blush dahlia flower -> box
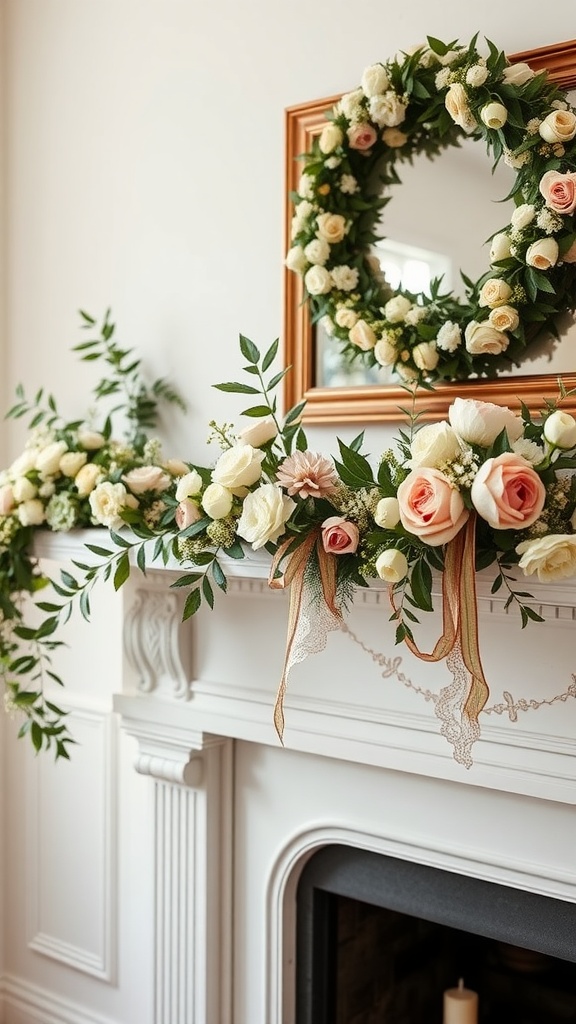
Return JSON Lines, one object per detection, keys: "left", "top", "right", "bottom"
{"left": 276, "top": 451, "right": 338, "bottom": 499}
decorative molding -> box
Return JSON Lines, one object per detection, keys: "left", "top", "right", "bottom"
{"left": 27, "top": 708, "right": 117, "bottom": 983}
{"left": 124, "top": 586, "right": 191, "bottom": 698}
{"left": 0, "top": 974, "right": 118, "bottom": 1024}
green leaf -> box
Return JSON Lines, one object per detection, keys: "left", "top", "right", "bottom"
{"left": 170, "top": 573, "right": 202, "bottom": 588}
{"left": 213, "top": 382, "right": 260, "bottom": 394}
{"left": 113, "top": 552, "right": 130, "bottom": 591}
{"left": 212, "top": 560, "right": 227, "bottom": 592}
{"left": 241, "top": 405, "right": 273, "bottom": 417}
{"left": 261, "top": 338, "right": 279, "bottom": 372}
{"left": 182, "top": 587, "right": 202, "bottom": 620}
{"left": 202, "top": 575, "right": 214, "bottom": 609}
{"left": 239, "top": 334, "right": 260, "bottom": 364}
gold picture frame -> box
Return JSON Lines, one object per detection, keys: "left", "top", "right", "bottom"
{"left": 283, "top": 40, "right": 576, "bottom": 424}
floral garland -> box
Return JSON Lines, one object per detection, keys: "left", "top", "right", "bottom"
{"left": 3, "top": 313, "right": 576, "bottom": 763}
{"left": 285, "top": 34, "right": 576, "bottom": 384}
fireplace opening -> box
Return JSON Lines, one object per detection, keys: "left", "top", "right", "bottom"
{"left": 296, "top": 845, "right": 576, "bottom": 1024}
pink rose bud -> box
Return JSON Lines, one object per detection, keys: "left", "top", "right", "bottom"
{"left": 321, "top": 516, "right": 360, "bottom": 554}
{"left": 175, "top": 499, "right": 203, "bottom": 530}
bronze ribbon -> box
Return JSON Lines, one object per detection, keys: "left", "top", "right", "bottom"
{"left": 269, "top": 530, "right": 340, "bottom": 741}
{"left": 390, "top": 513, "right": 489, "bottom": 723}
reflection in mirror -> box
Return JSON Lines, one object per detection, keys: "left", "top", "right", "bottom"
{"left": 283, "top": 41, "right": 576, "bottom": 423}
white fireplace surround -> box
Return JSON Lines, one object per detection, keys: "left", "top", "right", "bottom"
{"left": 15, "top": 531, "right": 576, "bottom": 1024}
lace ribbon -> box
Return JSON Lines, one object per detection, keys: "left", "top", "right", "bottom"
{"left": 390, "top": 513, "right": 489, "bottom": 765}
{"left": 268, "top": 532, "right": 341, "bottom": 742}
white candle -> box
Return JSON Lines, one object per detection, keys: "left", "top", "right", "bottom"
{"left": 443, "top": 978, "right": 479, "bottom": 1024}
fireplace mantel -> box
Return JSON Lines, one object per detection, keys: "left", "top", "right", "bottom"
{"left": 33, "top": 529, "right": 576, "bottom": 805}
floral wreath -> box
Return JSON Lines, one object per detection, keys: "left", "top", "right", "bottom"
{"left": 286, "top": 34, "right": 576, "bottom": 385}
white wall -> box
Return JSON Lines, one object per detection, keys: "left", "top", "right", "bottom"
{"left": 2, "top": 3, "right": 576, "bottom": 1024}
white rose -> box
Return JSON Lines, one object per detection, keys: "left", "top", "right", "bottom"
{"left": 12, "top": 477, "right": 37, "bottom": 502}
{"left": 445, "top": 83, "right": 477, "bottom": 133}
{"left": 75, "top": 462, "right": 103, "bottom": 497}
{"left": 374, "top": 496, "right": 400, "bottom": 529}
{"left": 335, "top": 307, "right": 359, "bottom": 330}
{"left": 526, "top": 237, "right": 559, "bottom": 270}
{"left": 502, "top": 62, "right": 535, "bottom": 87}
{"left": 330, "top": 265, "right": 359, "bottom": 291}
{"left": 374, "top": 336, "right": 397, "bottom": 367}
{"left": 238, "top": 417, "right": 278, "bottom": 448}
{"left": 384, "top": 295, "right": 412, "bottom": 323}
{"left": 404, "top": 306, "right": 427, "bottom": 326}
{"left": 17, "top": 498, "right": 45, "bottom": 527}
{"left": 304, "top": 265, "right": 332, "bottom": 296}
{"left": 175, "top": 469, "right": 203, "bottom": 501}
{"left": 285, "top": 245, "right": 308, "bottom": 274}
{"left": 361, "top": 63, "right": 389, "bottom": 97}
{"left": 466, "top": 64, "right": 488, "bottom": 87}
{"left": 410, "top": 422, "right": 461, "bottom": 469}
{"left": 36, "top": 441, "right": 68, "bottom": 477}
{"left": 543, "top": 410, "right": 576, "bottom": 449}
{"left": 10, "top": 450, "right": 38, "bottom": 475}
{"left": 539, "top": 109, "right": 576, "bottom": 144}
{"left": 478, "top": 278, "right": 512, "bottom": 308}
{"left": 481, "top": 102, "right": 508, "bottom": 129}
{"left": 89, "top": 481, "right": 135, "bottom": 529}
{"left": 349, "top": 319, "right": 377, "bottom": 351}
{"left": 412, "top": 341, "right": 439, "bottom": 372}
{"left": 316, "top": 212, "right": 347, "bottom": 244}
{"left": 164, "top": 459, "right": 190, "bottom": 476}
{"left": 123, "top": 466, "right": 172, "bottom": 494}
{"left": 436, "top": 321, "right": 462, "bottom": 353}
{"left": 236, "top": 484, "right": 296, "bottom": 550}
{"left": 465, "top": 320, "right": 510, "bottom": 356}
{"left": 304, "top": 238, "right": 330, "bottom": 266}
{"left": 201, "top": 483, "right": 233, "bottom": 520}
{"left": 318, "top": 123, "right": 343, "bottom": 154}
{"left": 212, "top": 444, "right": 264, "bottom": 495}
{"left": 369, "top": 92, "right": 407, "bottom": 128}
{"left": 516, "top": 535, "right": 576, "bottom": 582}
{"left": 77, "top": 428, "right": 106, "bottom": 450}
{"left": 488, "top": 305, "right": 519, "bottom": 332}
{"left": 510, "top": 204, "right": 535, "bottom": 230}
{"left": 490, "top": 232, "right": 512, "bottom": 263}
{"left": 338, "top": 88, "right": 364, "bottom": 121}
{"left": 59, "top": 451, "right": 88, "bottom": 477}
{"left": 375, "top": 549, "right": 408, "bottom": 583}
{"left": 449, "top": 397, "right": 524, "bottom": 446}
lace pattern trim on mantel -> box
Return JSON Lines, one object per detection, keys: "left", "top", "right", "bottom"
{"left": 339, "top": 621, "right": 576, "bottom": 768}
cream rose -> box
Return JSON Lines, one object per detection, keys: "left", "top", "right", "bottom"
{"left": 89, "top": 481, "right": 136, "bottom": 529}
{"left": 539, "top": 169, "right": 576, "bottom": 215}
{"left": 369, "top": 92, "right": 407, "bottom": 128}
{"left": 539, "top": 109, "right": 576, "bottom": 144}
{"left": 285, "top": 245, "right": 308, "bottom": 274}
{"left": 382, "top": 127, "right": 408, "bottom": 148}
{"left": 201, "top": 483, "right": 233, "bottom": 520}
{"left": 237, "top": 417, "right": 278, "bottom": 448}
{"left": 17, "top": 498, "right": 46, "bottom": 527}
{"left": 525, "top": 237, "right": 559, "bottom": 270}
{"left": 489, "top": 232, "right": 512, "bottom": 263}
{"left": 361, "top": 63, "right": 389, "bottom": 97}
{"left": 384, "top": 295, "right": 412, "bottom": 323}
{"left": 412, "top": 341, "right": 439, "bottom": 372}
{"left": 304, "top": 238, "right": 330, "bottom": 266}
{"left": 502, "top": 62, "right": 534, "bottom": 87}
{"left": 449, "top": 398, "right": 524, "bottom": 447}
{"left": 374, "top": 496, "right": 401, "bottom": 529}
{"left": 478, "top": 278, "right": 512, "bottom": 308}
{"left": 465, "top": 321, "right": 509, "bottom": 356}
{"left": 175, "top": 469, "right": 203, "bottom": 501}
{"left": 316, "top": 212, "right": 347, "bottom": 244}
{"left": 409, "top": 422, "right": 461, "bottom": 469}
{"left": 375, "top": 548, "right": 408, "bottom": 583}
{"left": 543, "top": 410, "right": 576, "bottom": 449}
{"left": 335, "top": 307, "right": 359, "bottom": 330}
{"left": 36, "top": 441, "right": 68, "bottom": 477}
{"left": 0, "top": 483, "right": 15, "bottom": 516}
{"left": 212, "top": 444, "right": 264, "bottom": 495}
{"left": 471, "top": 453, "right": 546, "bottom": 529}
{"left": 488, "top": 305, "right": 519, "bottom": 332}
{"left": 516, "top": 535, "right": 576, "bottom": 582}
{"left": 59, "top": 451, "right": 88, "bottom": 477}
{"left": 75, "top": 462, "right": 103, "bottom": 497}
{"left": 511, "top": 204, "right": 535, "bottom": 230}
{"left": 347, "top": 123, "right": 378, "bottom": 151}
{"left": 318, "top": 123, "right": 344, "bottom": 154}
{"left": 10, "top": 450, "right": 38, "bottom": 476}
{"left": 77, "top": 428, "right": 106, "bottom": 450}
{"left": 397, "top": 468, "right": 469, "bottom": 546}
{"left": 236, "top": 484, "right": 295, "bottom": 550}
{"left": 175, "top": 499, "right": 203, "bottom": 530}
{"left": 349, "top": 319, "right": 377, "bottom": 351}
{"left": 445, "top": 83, "right": 477, "bottom": 133}
{"left": 374, "top": 336, "right": 397, "bottom": 367}
{"left": 12, "top": 477, "right": 37, "bottom": 503}
{"left": 123, "top": 466, "right": 172, "bottom": 494}
{"left": 481, "top": 102, "right": 508, "bottom": 129}
{"left": 304, "top": 265, "right": 332, "bottom": 296}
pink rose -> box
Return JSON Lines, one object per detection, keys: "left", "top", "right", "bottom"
{"left": 539, "top": 169, "right": 576, "bottom": 215}
{"left": 321, "top": 516, "right": 360, "bottom": 554}
{"left": 470, "top": 453, "right": 546, "bottom": 530}
{"left": 397, "top": 468, "right": 469, "bottom": 547}
{"left": 0, "top": 483, "right": 15, "bottom": 516}
{"left": 122, "top": 466, "right": 172, "bottom": 494}
{"left": 347, "top": 123, "right": 378, "bottom": 151}
{"left": 175, "top": 498, "right": 202, "bottom": 530}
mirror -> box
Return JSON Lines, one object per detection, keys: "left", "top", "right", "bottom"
{"left": 283, "top": 40, "right": 576, "bottom": 423}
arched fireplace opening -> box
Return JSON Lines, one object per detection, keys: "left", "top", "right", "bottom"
{"left": 296, "top": 845, "right": 576, "bottom": 1024}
